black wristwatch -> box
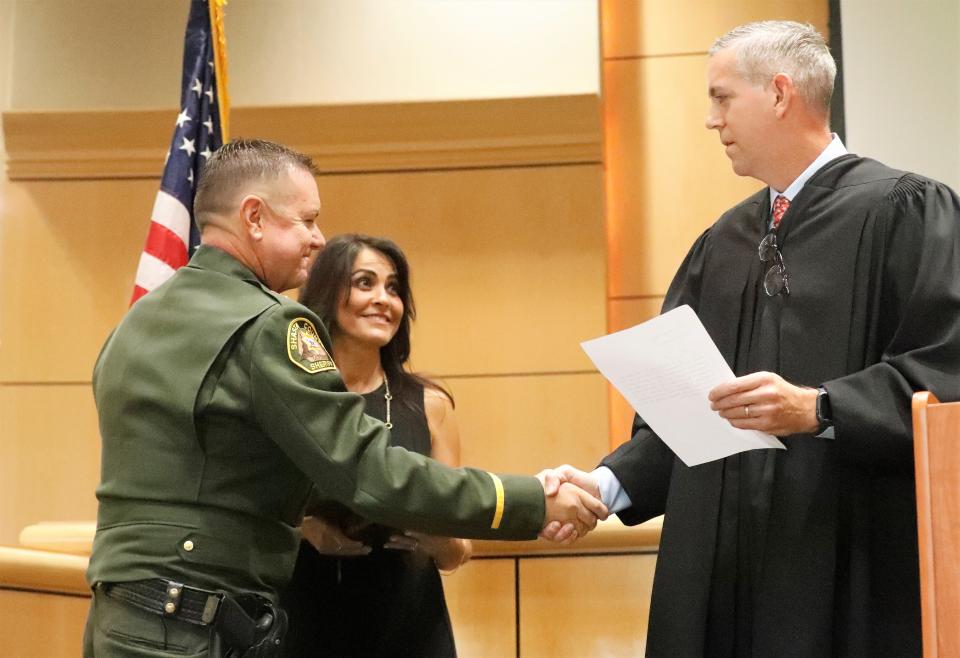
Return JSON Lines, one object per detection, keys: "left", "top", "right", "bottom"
{"left": 815, "top": 386, "right": 833, "bottom": 434}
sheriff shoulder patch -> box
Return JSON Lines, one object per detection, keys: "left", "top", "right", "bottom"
{"left": 287, "top": 318, "right": 336, "bottom": 374}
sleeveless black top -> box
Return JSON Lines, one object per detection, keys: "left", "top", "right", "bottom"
{"left": 281, "top": 381, "right": 457, "bottom": 657}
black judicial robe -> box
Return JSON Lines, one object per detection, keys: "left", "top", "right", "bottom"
{"left": 602, "top": 155, "right": 960, "bottom": 657}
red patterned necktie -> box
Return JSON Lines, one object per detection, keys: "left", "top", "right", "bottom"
{"left": 772, "top": 194, "right": 790, "bottom": 227}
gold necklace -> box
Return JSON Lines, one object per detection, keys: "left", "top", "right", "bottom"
{"left": 383, "top": 372, "right": 393, "bottom": 429}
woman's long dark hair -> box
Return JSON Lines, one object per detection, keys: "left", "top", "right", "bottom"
{"left": 299, "top": 234, "right": 452, "bottom": 409}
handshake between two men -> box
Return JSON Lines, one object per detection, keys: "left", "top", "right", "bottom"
{"left": 536, "top": 466, "right": 609, "bottom": 544}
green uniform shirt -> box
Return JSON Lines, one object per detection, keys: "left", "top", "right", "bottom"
{"left": 87, "top": 245, "right": 544, "bottom": 600}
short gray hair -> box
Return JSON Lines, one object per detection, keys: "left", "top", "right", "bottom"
{"left": 194, "top": 138, "right": 319, "bottom": 230}
{"left": 709, "top": 21, "right": 836, "bottom": 115}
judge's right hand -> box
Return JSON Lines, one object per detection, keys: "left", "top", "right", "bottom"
{"left": 301, "top": 515, "right": 372, "bottom": 557}
{"left": 537, "top": 472, "right": 608, "bottom": 544}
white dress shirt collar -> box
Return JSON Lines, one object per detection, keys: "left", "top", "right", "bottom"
{"left": 769, "top": 134, "right": 848, "bottom": 207}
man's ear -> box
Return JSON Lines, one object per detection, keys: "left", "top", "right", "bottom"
{"left": 771, "top": 72, "right": 796, "bottom": 119}
{"left": 239, "top": 195, "right": 265, "bottom": 241}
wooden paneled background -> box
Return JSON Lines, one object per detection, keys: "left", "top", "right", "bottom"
{"left": 1, "top": 1, "right": 831, "bottom": 655}
{"left": 602, "top": 0, "right": 829, "bottom": 444}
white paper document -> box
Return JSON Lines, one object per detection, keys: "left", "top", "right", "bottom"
{"left": 581, "top": 305, "right": 785, "bottom": 467}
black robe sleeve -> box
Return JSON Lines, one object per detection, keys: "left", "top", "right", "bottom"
{"left": 826, "top": 175, "right": 960, "bottom": 468}
{"left": 600, "top": 229, "right": 712, "bottom": 525}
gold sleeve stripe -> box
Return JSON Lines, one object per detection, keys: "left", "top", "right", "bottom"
{"left": 487, "top": 472, "right": 505, "bottom": 530}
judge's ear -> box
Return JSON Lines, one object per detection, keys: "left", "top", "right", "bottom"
{"left": 239, "top": 195, "right": 266, "bottom": 241}
{"left": 770, "top": 73, "right": 798, "bottom": 119}
{"left": 771, "top": 72, "right": 796, "bottom": 119}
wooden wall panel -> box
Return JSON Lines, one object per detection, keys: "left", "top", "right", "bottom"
{"left": 608, "top": 297, "right": 663, "bottom": 332}
{"left": 519, "top": 554, "right": 657, "bottom": 656}
{"left": 4, "top": 97, "right": 602, "bottom": 180}
{"left": 0, "top": 178, "right": 155, "bottom": 383}
{"left": 0, "top": 590, "right": 89, "bottom": 657}
{"left": 602, "top": 0, "right": 830, "bottom": 58}
{"left": 604, "top": 55, "right": 762, "bottom": 298}
{"left": 0, "top": 384, "right": 100, "bottom": 545}
{"left": 442, "top": 559, "right": 516, "bottom": 658}
{"left": 0, "top": 166, "right": 604, "bottom": 382}
{"left": 449, "top": 373, "right": 608, "bottom": 475}
{"left": 316, "top": 164, "right": 605, "bottom": 376}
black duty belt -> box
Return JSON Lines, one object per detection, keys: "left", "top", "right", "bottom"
{"left": 98, "top": 579, "right": 283, "bottom": 653}
{"left": 101, "top": 579, "right": 222, "bottom": 625}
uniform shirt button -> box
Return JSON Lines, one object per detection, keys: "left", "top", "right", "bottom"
{"left": 164, "top": 602, "right": 177, "bottom": 613}
{"left": 183, "top": 540, "right": 195, "bottom": 551}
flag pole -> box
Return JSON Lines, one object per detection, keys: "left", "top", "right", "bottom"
{"left": 208, "top": 0, "right": 230, "bottom": 141}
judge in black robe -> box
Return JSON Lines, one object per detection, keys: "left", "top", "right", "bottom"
{"left": 601, "top": 154, "right": 960, "bottom": 656}
{"left": 543, "top": 20, "right": 960, "bottom": 658}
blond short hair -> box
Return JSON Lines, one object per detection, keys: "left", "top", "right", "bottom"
{"left": 194, "top": 139, "right": 319, "bottom": 230}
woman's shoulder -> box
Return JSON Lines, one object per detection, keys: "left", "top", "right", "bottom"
{"left": 413, "top": 378, "right": 454, "bottom": 429}
{"left": 422, "top": 383, "right": 454, "bottom": 413}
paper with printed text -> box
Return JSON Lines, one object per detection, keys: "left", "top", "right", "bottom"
{"left": 581, "top": 305, "right": 785, "bottom": 466}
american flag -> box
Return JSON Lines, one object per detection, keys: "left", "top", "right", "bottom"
{"left": 131, "top": 0, "right": 229, "bottom": 304}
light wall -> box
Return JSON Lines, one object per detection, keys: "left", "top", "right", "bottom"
{"left": 6, "top": 0, "right": 600, "bottom": 110}
{"left": 0, "top": 1, "right": 13, "bottom": 157}
{"left": 841, "top": 0, "right": 960, "bottom": 190}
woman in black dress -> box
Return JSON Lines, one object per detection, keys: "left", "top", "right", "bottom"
{"left": 282, "top": 234, "right": 471, "bottom": 657}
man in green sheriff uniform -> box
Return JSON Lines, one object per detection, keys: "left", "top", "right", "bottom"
{"left": 83, "top": 139, "right": 606, "bottom": 657}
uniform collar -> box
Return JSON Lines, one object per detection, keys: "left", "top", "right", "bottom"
{"left": 188, "top": 244, "right": 267, "bottom": 287}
